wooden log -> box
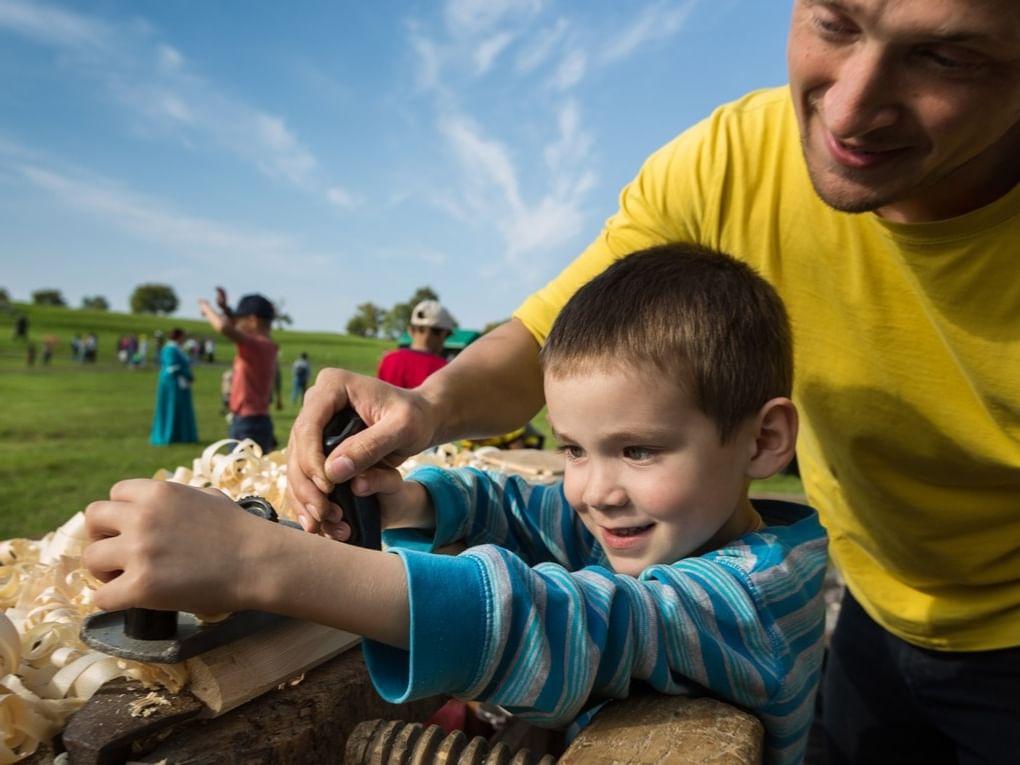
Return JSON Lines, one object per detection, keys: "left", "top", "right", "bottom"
{"left": 558, "top": 692, "right": 764, "bottom": 765}
{"left": 136, "top": 648, "right": 445, "bottom": 764}
{"left": 185, "top": 619, "right": 360, "bottom": 716}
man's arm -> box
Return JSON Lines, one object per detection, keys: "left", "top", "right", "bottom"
{"left": 287, "top": 319, "right": 544, "bottom": 532}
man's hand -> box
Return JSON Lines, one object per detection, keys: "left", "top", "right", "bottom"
{"left": 286, "top": 369, "right": 437, "bottom": 535}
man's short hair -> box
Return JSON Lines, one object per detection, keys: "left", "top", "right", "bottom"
{"left": 540, "top": 243, "right": 793, "bottom": 442}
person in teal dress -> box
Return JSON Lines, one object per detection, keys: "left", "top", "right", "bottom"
{"left": 150, "top": 328, "right": 199, "bottom": 445}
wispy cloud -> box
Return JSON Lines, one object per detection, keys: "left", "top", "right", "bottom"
{"left": 14, "top": 159, "right": 313, "bottom": 271}
{"left": 443, "top": 0, "right": 543, "bottom": 38}
{"left": 601, "top": 0, "right": 698, "bottom": 63}
{"left": 474, "top": 31, "right": 515, "bottom": 75}
{"left": 0, "top": 0, "right": 353, "bottom": 209}
{"left": 0, "top": 0, "right": 110, "bottom": 52}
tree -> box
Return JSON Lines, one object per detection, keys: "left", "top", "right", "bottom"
{"left": 81, "top": 295, "right": 109, "bottom": 311}
{"left": 382, "top": 286, "right": 440, "bottom": 340}
{"left": 346, "top": 302, "right": 385, "bottom": 338}
{"left": 32, "top": 289, "right": 66, "bottom": 307}
{"left": 272, "top": 297, "right": 293, "bottom": 331}
{"left": 130, "top": 284, "right": 178, "bottom": 315}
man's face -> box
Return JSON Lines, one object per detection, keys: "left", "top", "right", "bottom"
{"left": 546, "top": 366, "right": 758, "bottom": 578}
{"left": 787, "top": 0, "right": 1020, "bottom": 222}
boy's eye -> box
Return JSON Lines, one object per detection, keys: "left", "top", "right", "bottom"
{"left": 622, "top": 446, "right": 654, "bottom": 461}
{"left": 557, "top": 444, "right": 585, "bottom": 460}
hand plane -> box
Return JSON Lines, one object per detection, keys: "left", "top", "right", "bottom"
{"left": 80, "top": 407, "right": 380, "bottom": 663}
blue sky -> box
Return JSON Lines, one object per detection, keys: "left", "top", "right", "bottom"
{"left": 1, "top": 0, "right": 791, "bottom": 332}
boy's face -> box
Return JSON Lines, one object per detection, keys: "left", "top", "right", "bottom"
{"left": 545, "top": 366, "right": 758, "bottom": 577}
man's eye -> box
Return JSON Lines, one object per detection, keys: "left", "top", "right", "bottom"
{"left": 917, "top": 47, "right": 984, "bottom": 72}
{"left": 812, "top": 11, "right": 856, "bottom": 39}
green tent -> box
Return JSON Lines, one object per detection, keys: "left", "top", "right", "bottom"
{"left": 397, "top": 328, "right": 482, "bottom": 353}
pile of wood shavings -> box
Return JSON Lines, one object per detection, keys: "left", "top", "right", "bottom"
{"left": 0, "top": 438, "right": 281, "bottom": 763}
{"left": 0, "top": 438, "right": 559, "bottom": 762}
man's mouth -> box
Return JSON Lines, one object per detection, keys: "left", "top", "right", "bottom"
{"left": 824, "top": 131, "right": 909, "bottom": 170}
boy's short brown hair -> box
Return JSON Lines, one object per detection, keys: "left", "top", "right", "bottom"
{"left": 540, "top": 243, "right": 792, "bottom": 442}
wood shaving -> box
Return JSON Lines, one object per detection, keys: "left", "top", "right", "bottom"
{"left": 0, "top": 437, "right": 553, "bottom": 761}
{"left": 128, "top": 692, "right": 171, "bottom": 719}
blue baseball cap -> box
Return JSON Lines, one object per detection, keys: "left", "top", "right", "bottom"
{"left": 234, "top": 294, "right": 275, "bottom": 320}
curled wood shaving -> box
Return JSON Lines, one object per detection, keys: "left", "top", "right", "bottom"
{"left": 128, "top": 692, "right": 171, "bottom": 719}
{"left": 0, "top": 439, "right": 548, "bottom": 761}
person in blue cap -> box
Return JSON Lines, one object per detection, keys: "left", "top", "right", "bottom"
{"left": 199, "top": 287, "right": 281, "bottom": 453}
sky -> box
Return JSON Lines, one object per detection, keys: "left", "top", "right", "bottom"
{"left": 0, "top": 0, "right": 792, "bottom": 332}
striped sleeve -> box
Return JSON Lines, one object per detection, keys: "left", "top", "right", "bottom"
{"left": 366, "top": 469, "right": 827, "bottom": 765}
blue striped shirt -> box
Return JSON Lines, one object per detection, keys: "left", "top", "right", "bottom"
{"left": 363, "top": 466, "right": 827, "bottom": 765}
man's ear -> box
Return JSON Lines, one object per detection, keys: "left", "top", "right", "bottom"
{"left": 746, "top": 397, "right": 798, "bottom": 480}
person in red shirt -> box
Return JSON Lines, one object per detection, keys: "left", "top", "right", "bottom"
{"left": 199, "top": 288, "right": 281, "bottom": 453}
{"left": 377, "top": 300, "right": 454, "bottom": 389}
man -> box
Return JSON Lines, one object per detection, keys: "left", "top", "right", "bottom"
{"left": 289, "top": 2, "right": 1020, "bottom": 762}
{"left": 376, "top": 299, "right": 455, "bottom": 389}
{"left": 200, "top": 288, "right": 281, "bottom": 454}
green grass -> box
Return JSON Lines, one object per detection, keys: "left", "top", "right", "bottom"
{"left": 0, "top": 302, "right": 392, "bottom": 539}
{"left": 0, "top": 302, "right": 801, "bottom": 539}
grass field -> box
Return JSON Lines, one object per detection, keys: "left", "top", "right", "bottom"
{"left": 0, "top": 302, "right": 802, "bottom": 540}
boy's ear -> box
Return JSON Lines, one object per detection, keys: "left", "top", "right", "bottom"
{"left": 745, "top": 397, "right": 798, "bottom": 480}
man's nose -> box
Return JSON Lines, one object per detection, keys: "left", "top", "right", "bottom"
{"left": 822, "top": 46, "right": 901, "bottom": 139}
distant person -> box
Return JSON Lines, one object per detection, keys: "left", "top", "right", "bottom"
{"left": 291, "top": 352, "right": 311, "bottom": 406}
{"left": 200, "top": 288, "right": 280, "bottom": 454}
{"left": 41, "top": 336, "right": 57, "bottom": 365}
{"left": 376, "top": 300, "right": 454, "bottom": 389}
{"left": 150, "top": 328, "right": 198, "bottom": 446}
{"left": 13, "top": 313, "right": 28, "bottom": 342}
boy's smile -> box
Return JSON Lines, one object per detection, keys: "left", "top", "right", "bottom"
{"left": 545, "top": 366, "right": 762, "bottom": 577}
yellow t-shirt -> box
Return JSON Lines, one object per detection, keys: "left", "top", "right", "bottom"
{"left": 515, "top": 87, "right": 1020, "bottom": 651}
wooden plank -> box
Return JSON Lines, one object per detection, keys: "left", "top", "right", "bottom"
{"left": 185, "top": 620, "right": 360, "bottom": 716}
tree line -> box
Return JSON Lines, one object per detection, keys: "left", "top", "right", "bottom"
{"left": 345, "top": 286, "right": 451, "bottom": 340}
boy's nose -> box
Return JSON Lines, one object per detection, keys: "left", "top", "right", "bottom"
{"left": 581, "top": 468, "right": 627, "bottom": 510}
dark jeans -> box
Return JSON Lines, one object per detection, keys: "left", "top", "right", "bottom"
{"left": 824, "top": 591, "right": 1020, "bottom": 765}
{"left": 229, "top": 414, "right": 277, "bottom": 454}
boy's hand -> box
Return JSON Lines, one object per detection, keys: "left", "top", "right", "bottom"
{"left": 317, "top": 467, "right": 433, "bottom": 542}
{"left": 83, "top": 480, "right": 276, "bottom": 615}
{"left": 215, "top": 287, "right": 229, "bottom": 311}
{"left": 287, "top": 369, "right": 438, "bottom": 534}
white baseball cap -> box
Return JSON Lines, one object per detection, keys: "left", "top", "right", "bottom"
{"left": 410, "top": 300, "right": 455, "bottom": 331}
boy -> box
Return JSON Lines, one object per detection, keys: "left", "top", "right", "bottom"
{"left": 377, "top": 299, "right": 455, "bottom": 389}
{"left": 85, "top": 244, "right": 826, "bottom": 765}
{"left": 199, "top": 288, "right": 280, "bottom": 453}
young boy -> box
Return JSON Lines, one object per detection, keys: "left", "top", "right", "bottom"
{"left": 376, "top": 299, "right": 455, "bottom": 389}
{"left": 85, "top": 244, "right": 826, "bottom": 765}
{"left": 199, "top": 288, "right": 280, "bottom": 453}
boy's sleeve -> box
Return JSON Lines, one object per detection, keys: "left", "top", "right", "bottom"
{"left": 365, "top": 512, "right": 828, "bottom": 765}
{"left": 383, "top": 466, "right": 600, "bottom": 570}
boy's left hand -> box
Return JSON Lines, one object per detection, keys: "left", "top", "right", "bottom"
{"left": 313, "top": 466, "right": 433, "bottom": 542}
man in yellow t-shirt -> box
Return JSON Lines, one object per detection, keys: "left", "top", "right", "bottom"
{"left": 290, "top": 1, "right": 1019, "bottom": 762}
